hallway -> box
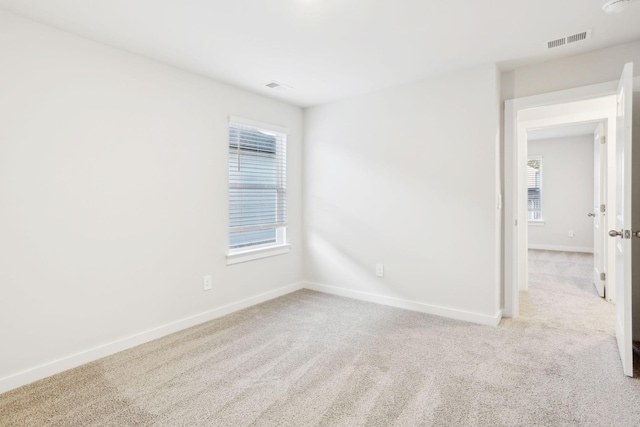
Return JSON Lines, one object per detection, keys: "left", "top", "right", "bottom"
{"left": 525, "top": 249, "right": 640, "bottom": 377}
{"left": 525, "top": 249, "right": 613, "bottom": 333}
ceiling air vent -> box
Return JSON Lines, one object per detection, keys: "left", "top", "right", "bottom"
{"left": 264, "top": 81, "right": 292, "bottom": 91}
{"left": 547, "top": 37, "right": 566, "bottom": 49}
{"left": 546, "top": 29, "right": 592, "bottom": 49}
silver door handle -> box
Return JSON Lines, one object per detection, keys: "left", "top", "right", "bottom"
{"left": 634, "top": 231, "right": 640, "bottom": 238}
{"left": 588, "top": 213, "right": 596, "bottom": 217}
{"left": 609, "top": 230, "right": 623, "bottom": 238}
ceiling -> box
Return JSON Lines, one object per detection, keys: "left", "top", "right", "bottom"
{"left": 1, "top": 0, "right": 639, "bottom": 107}
{"left": 528, "top": 122, "right": 600, "bottom": 141}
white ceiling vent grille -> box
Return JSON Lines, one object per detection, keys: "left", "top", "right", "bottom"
{"left": 546, "top": 29, "right": 592, "bottom": 49}
{"left": 264, "top": 81, "right": 292, "bottom": 91}
{"left": 547, "top": 38, "right": 566, "bottom": 49}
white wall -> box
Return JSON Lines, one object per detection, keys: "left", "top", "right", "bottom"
{"left": 527, "top": 134, "right": 595, "bottom": 252}
{"left": 0, "top": 10, "right": 303, "bottom": 391}
{"left": 501, "top": 39, "right": 640, "bottom": 101}
{"left": 303, "top": 64, "right": 502, "bottom": 325}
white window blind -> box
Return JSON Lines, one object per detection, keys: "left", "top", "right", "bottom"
{"left": 228, "top": 118, "right": 287, "bottom": 250}
{"left": 527, "top": 157, "right": 542, "bottom": 220}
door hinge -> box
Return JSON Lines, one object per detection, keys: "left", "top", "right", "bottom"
{"left": 600, "top": 204, "right": 606, "bottom": 213}
{"left": 601, "top": 136, "right": 606, "bottom": 144}
{"left": 600, "top": 272, "right": 606, "bottom": 281}
{"left": 515, "top": 219, "right": 518, "bottom": 226}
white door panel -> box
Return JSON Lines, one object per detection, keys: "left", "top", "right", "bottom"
{"left": 611, "top": 62, "right": 633, "bottom": 377}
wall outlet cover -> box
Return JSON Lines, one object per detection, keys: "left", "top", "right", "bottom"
{"left": 203, "top": 275, "right": 212, "bottom": 291}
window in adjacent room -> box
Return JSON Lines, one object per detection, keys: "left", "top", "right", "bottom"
{"left": 527, "top": 156, "right": 543, "bottom": 221}
{"left": 227, "top": 117, "right": 288, "bottom": 264}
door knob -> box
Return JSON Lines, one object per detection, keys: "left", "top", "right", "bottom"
{"left": 609, "top": 230, "right": 623, "bottom": 238}
{"left": 588, "top": 213, "right": 596, "bottom": 217}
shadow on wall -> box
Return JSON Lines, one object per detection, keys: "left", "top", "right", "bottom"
{"left": 305, "top": 191, "right": 472, "bottom": 307}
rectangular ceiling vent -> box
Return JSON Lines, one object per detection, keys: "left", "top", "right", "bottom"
{"left": 546, "top": 29, "right": 592, "bottom": 49}
{"left": 547, "top": 37, "right": 566, "bottom": 49}
{"left": 264, "top": 81, "right": 292, "bottom": 91}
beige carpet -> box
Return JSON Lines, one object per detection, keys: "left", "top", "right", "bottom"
{"left": 2, "top": 250, "right": 640, "bottom": 426}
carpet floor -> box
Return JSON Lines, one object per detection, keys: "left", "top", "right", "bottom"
{"left": 1, "top": 250, "right": 640, "bottom": 426}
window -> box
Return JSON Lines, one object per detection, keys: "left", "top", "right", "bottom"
{"left": 227, "top": 117, "right": 288, "bottom": 263}
{"left": 527, "top": 156, "right": 542, "bottom": 221}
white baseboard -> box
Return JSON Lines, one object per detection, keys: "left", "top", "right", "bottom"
{"left": 1, "top": 280, "right": 504, "bottom": 394}
{"left": 528, "top": 244, "right": 593, "bottom": 253}
{"left": 0, "top": 282, "right": 304, "bottom": 395}
{"left": 303, "top": 282, "right": 502, "bottom": 327}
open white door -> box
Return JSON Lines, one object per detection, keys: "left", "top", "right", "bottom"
{"left": 610, "top": 62, "right": 633, "bottom": 377}
{"left": 592, "top": 123, "right": 606, "bottom": 297}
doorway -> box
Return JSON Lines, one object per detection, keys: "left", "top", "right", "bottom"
{"left": 526, "top": 121, "right": 609, "bottom": 299}
{"left": 504, "top": 84, "right": 618, "bottom": 318}
{"left": 504, "top": 65, "right": 638, "bottom": 377}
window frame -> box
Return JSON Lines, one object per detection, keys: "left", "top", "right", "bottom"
{"left": 226, "top": 116, "right": 290, "bottom": 265}
{"left": 527, "top": 155, "right": 545, "bottom": 225}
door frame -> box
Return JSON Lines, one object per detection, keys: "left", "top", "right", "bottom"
{"left": 593, "top": 121, "right": 608, "bottom": 299}
{"left": 504, "top": 80, "right": 622, "bottom": 318}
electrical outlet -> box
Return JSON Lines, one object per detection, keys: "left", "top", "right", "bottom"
{"left": 376, "top": 264, "right": 384, "bottom": 277}
{"left": 568, "top": 230, "right": 574, "bottom": 237}
{"left": 203, "top": 275, "right": 212, "bottom": 291}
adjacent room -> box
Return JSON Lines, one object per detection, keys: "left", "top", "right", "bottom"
{"left": 525, "top": 121, "right": 615, "bottom": 336}
{"left": 527, "top": 124, "right": 597, "bottom": 256}
{"left": 1, "top": 0, "right": 640, "bottom": 425}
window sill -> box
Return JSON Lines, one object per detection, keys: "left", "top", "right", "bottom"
{"left": 528, "top": 220, "right": 546, "bottom": 227}
{"left": 226, "top": 244, "right": 291, "bottom": 265}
